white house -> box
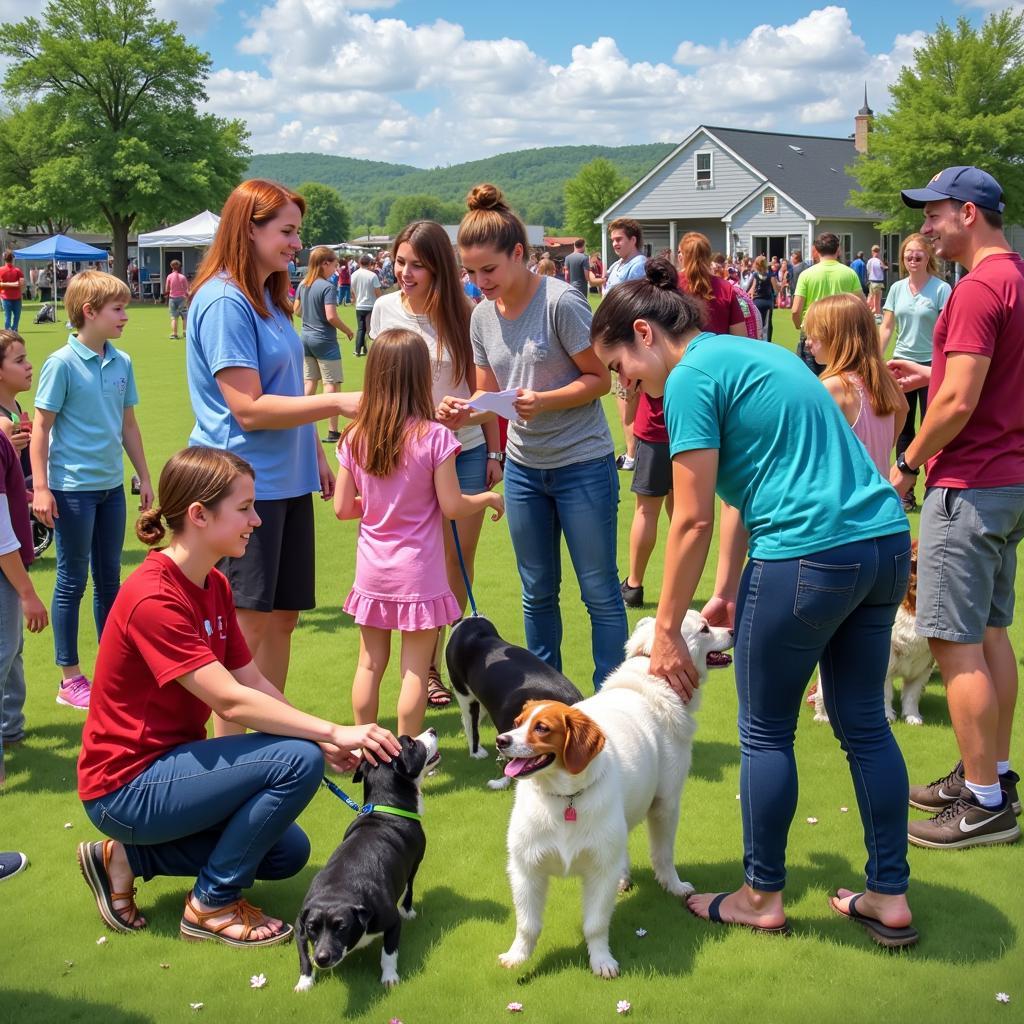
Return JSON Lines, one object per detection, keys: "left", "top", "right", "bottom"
{"left": 596, "top": 106, "right": 903, "bottom": 272}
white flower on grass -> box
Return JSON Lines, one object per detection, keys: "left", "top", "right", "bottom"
{"left": 840, "top": 806, "right": 849, "bottom": 813}
{"left": 806, "top": 817, "right": 818, "bottom": 824}
{"left": 249, "top": 974, "right": 267, "bottom": 989}
{"left": 96, "top": 936, "right": 108, "bottom": 945}
{"left": 507, "top": 1002, "right": 524, "bottom": 1012}
{"left": 189, "top": 1004, "right": 203, "bottom": 1012}
{"left": 617, "top": 1000, "right": 632, "bottom": 1015}
{"left": 160, "top": 963, "right": 170, "bottom": 969}
{"left": 996, "top": 993, "right": 1010, "bottom": 1003}
{"left": 63, "top": 822, "right": 73, "bottom": 829}
{"left": 635, "top": 928, "right": 647, "bottom": 937}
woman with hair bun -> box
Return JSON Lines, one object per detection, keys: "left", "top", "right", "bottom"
{"left": 76, "top": 447, "right": 399, "bottom": 947}
{"left": 591, "top": 256, "right": 918, "bottom": 947}
{"left": 439, "top": 183, "right": 626, "bottom": 690}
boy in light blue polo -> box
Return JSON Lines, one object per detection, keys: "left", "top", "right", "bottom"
{"left": 30, "top": 271, "right": 152, "bottom": 712}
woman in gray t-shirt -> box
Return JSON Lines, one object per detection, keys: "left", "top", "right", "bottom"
{"left": 294, "top": 246, "right": 355, "bottom": 442}
{"left": 440, "top": 184, "right": 626, "bottom": 690}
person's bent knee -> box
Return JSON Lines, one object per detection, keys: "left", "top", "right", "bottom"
{"left": 258, "top": 823, "right": 312, "bottom": 880}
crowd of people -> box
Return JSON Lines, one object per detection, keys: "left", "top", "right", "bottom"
{"left": 0, "top": 166, "right": 1020, "bottom": 961}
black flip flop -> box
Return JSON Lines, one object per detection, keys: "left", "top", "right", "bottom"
{"left": 694, "top": 892, "right": 791, "bottom": 936}
{"left": 830, "top": 892, "right": 918, "bottom": 949}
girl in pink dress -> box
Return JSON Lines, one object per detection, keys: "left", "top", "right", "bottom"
{"left": 334, "top": 328, "right": 504, "bottom": 735}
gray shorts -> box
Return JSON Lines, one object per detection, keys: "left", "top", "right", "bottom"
{"left": 168, "top": 296, "right": 187, "bottom": 317}
{"left": 917, "top": 484, "right": 1024, "bottom": 643}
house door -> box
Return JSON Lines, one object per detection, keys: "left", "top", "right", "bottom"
{"left": 751, "top": 235, "right": 788, "bottom": 260}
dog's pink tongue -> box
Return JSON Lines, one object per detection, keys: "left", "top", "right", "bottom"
{"left": 504, "top": 757, "right": 533, "bottom": 778}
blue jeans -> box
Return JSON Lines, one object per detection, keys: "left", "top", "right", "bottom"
{"left": 734, "top": 530, "right": 912, "bottom": 894}
{"left": 0, "top": 572, "right": 26, "bottom": 759}
{"left": 83, "top": 734, "right": 323, "bottom": 906}
{"left": 52, "top": 487, "right": 126, "bottom": 667}
{"left": 2, "top": 299, "right": 22, "bottom": 331}
{"left": 336, "top": 284, "right": 351, "bottom": 305}
{"left": 455, "top": 443, "right": 487, "bottom": 495}
{"left": 503, "top": 454, "right": 627, "bottom": 690}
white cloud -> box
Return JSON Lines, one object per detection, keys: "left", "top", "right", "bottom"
{"left": 195, "top": 3, "right": 927, "bottom": 165}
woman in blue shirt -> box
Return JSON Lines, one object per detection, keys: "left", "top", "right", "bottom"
{"left": 187, "top": 180, "right": 358, "bottom": 720}
{"left": 592, "top": 257, "right": 917, "bottom": 947}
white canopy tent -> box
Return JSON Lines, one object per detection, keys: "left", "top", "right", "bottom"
{"left": 137, "top": 211, "right": 220, "bottom": 294}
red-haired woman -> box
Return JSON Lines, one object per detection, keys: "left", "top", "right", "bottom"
{"left": 186, "top": 180, "right": 357, "bottom": 715}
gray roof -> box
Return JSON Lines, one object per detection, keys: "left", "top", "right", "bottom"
{"left": 708, "top": 126, "right": 877, "bottom": 220}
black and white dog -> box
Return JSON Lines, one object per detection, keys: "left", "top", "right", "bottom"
{"left": 294, "top": 728, "right": 439, "bottom": 992}
{"left": 445, "top": 616, "right": 584, "bottom": 787}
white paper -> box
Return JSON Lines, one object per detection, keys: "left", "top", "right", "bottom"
{"left": 467, "top": 389, "right": 519, "bottom": 420}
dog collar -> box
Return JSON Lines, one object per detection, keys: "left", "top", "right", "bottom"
{"left": 360, "top": 803, "right": 422, "bottom": 822}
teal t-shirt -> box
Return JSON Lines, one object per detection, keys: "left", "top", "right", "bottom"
{"left": 34, "top": 335, "right": 139, "bottom": 491}
{"left": 664, "top": 333, "right": 908, "bottom": 560}
{"left": 883, "top": 276, "right": 951, "bottom": 362}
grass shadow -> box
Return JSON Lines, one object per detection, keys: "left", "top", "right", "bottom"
{"left": 298, "top": 606, "right": 358, "bottom": 633}
{"left": 2, "top": 991, "right": 155, "bottom": 1024}
{"left": 689, "top": 739, "right": 737, "bottom": 782}
{"left": 0, "top": 721, "right": 86, "bottom": 794}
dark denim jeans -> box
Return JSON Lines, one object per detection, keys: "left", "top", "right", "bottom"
{"left": 734, "top": 530, "right": 912, "bottom": 894}
{"left": 354, "top": 308, "right": 372, "bottom": 355}
{"left": 503, "top": 454, "right": 627, "bottom": 690}
{"left": 83, "top": 733, "right": 323, "bottom": 906}
{"left": 52, "top": 486, "right": 126, "bottom": 666}
{"left": 2, "top": 299, "right": 22, "bottom": 331}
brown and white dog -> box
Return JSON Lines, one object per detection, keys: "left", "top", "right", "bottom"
{"left": 495, "top": 611, "right": 733, "bottom": 979}
{"left": 814, "top": 541, "right": 934, "bottom": 725}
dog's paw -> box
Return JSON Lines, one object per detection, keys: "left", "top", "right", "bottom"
{"left": 486, "top": 776, "right": 512, "bottom": 791}
{"left": 380, "top": 950, "right": 400, "bottom": 988}
{"left": 398, "top": 905, "right": 417, "bottom": 920}
{"left": 664, "top": 878, "right": 695, "bottom": 898}
{"left": 498, "top": 945, "right": 530, "bottom": 969}
{"left": 380, "top": 971, "right": 400, "bottom": 989}
{"left": 885, "top": 708, "right": 897, "bottom": 723}
{"left": 904, "top": 714, "right": 923, "bottom": 726}
{"left": 590, "top": 953, "right": 620, "bottom": 979}
{"left": 616, "top": 875, "right": 633, "bottom": 894}
{"left": 812, "top": 711, "right": 830, "bottom": 723}
{"left": 294, "top": 975, "right": 314, "bottom": 993}
{"left": 470, "top": 746, "right": 490, "bottom": 760}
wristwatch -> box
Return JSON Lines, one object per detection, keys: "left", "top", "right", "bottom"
{"left": 895, "top": 452, "right": 919, "bottom": 476}
{"left": 487, "top": 452, "right": 505, "bottom": 464}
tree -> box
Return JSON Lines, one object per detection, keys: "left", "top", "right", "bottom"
{"left": 297, "top": 182, "right": 350, "bottom": 246}
{"left": 0, "top": 0, "right": 250, "bottom": 279}
{"left": 564, "top": 159, "right": 628, "bottom": 249}
{"left": 384, "top": 194, "right": 463, "bottom": 237}
{"left": 851, "top": 12, "right": 1024, "bottom": 232}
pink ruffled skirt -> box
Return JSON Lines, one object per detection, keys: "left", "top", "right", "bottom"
{"left": 344, "top": 588, "right": 461, "bottom": 631}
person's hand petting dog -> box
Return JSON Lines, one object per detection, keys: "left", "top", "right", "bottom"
{"left": 649, "top": 626, "right": 700, "bottom": 702}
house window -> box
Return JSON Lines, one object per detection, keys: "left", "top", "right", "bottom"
{"left": 762, "top": 195, "right": 777, "bottom": 215}
{"left": 840, "top": 233, "right": 853, "bottom": 265}
{"left": 695, "top": 151, "right": 713, "bottom": 189}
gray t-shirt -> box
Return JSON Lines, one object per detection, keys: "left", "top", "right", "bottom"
{"left": 351, "top": 267, "right": 381, "bottom": 310}
{"left": 297, "top": 277, "right": 340, "bottom": 360}
{"left": 471, "top": 276, "right": 612, "bottom": 469}
{"left": 564, "top": 251, "right": 590, "bottom": 295}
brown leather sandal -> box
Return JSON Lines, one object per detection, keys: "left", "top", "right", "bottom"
{"left": 426, "top": 666, "right": 452, "bottom": 708}
{"left": 77, "top": 839, "right": 146, "bottom": 933}
{"left": 179, "top": 892, "right": 293, "bottom": 947}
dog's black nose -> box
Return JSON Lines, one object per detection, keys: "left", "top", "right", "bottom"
{"left": 314, "top": 953, "right": 331, "bottom": 967}
{"left": 495, "top": 733, "right": 511, "bottom": 749}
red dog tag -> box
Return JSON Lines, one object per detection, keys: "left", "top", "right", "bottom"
{"left": 564, "top": 804, "right": 577, "bottom": 822}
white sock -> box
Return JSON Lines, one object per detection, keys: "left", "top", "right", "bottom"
{"left": 964, "top": 779, "right": 1003, "bottom": 809}
{"left": 997, "top": 760, "right": 1011, "bottom": 776}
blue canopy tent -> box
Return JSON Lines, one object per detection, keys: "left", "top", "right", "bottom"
{"left": 13, "top": 234, "right": 111, "bottom": 313}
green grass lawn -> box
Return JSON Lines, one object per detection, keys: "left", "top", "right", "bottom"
{"left": 0, "top": 300, "right": 1020, "bottom": 1024}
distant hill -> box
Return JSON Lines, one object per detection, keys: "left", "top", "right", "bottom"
{"left": 248, "top": 143, "right": 676, "bottom": 230}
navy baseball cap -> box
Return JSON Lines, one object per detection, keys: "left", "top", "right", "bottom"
{"left": 901, "top": 166, "right": 1005, "bottom": 213}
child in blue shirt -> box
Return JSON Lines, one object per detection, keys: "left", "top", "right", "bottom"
{"left": 30, "top": 271, "right": 152, "bottom": 711}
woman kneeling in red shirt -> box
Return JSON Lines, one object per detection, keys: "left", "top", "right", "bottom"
{"left": 76, "top": 447, "right": 400, "bottom": 947}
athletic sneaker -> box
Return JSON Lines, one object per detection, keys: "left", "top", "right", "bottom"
{"left": 909, "top": 761, "right": 965, "bottom": 812}
{"left": 56, "top": 674, "right": 91, "bottom": 710}
{"left": 620, "top": 578, "right": 644, "bottom": 608}
{"left": 615, "top": 453, "right": 636, "bottom": 471}
{"left": 322, "top": 430, "right": 341, "bottom": 444}
{"left": 0, "top": 851, "right": 28, "bottom": 882}
{"left": 1002, "top": 769, "right": 1021, "bottom": 816}
{"left": 909, "top": 791, "right": 1020, "bottom": 849}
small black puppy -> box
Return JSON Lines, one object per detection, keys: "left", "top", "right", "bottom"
{"left": 445, "top": 616, "right": 584, "bottom": 788}
{"left": 294, "top": 728, "right": 439, "bottom": 992}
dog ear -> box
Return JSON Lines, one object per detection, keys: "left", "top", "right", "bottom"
{"left": 514, "top": 700, "right": 542, "bottom": 729}
{"left": 397, "top": 736, "right": 426, "bottom": 777}
{"left": 352, "top": 762, "right": 365, "bottom": 784}
{"left": 624, "top": 617, "right": 655, "bottom": 658}
{"left": 562, "top": 708, "right": 605, "bottom": 775}
{"left": 353, "top": 904, "right": 372, "bottom": 931}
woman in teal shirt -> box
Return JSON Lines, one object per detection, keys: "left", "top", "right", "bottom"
{"left": 592, "top": 257, "right": 917, "bottom": 947}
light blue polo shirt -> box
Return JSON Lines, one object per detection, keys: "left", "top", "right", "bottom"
{"left": 664, "top": 333, "right": 907, "bottom": 560}
{"left": 605, "top": 253, "right": 646, "bottom": 291}
{"left": 34, "top": 335, "right": 138, "bottom": 491}
{"left": 186, "top": 275, "right": 319, "bottom": 502}
{"left": 884, "top": 276, "right": 951, "bottom": 363}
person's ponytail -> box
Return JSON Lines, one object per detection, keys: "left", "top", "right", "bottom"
{"left": 136, "top": 507, "right": 166, "bottom": 546}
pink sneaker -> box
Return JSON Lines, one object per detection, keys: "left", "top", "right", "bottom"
{"left": 56, "top": 675, "right": 92, "bottom": 710}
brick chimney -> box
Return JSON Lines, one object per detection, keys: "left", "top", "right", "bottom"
{"left": 855, "top": 84, "right": 873, "bottom": 155}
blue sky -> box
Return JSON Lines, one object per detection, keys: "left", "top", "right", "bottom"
{"left": 110, "top": 0, "right": 1010, "bottom": 163}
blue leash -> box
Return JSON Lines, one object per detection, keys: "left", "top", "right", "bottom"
{"left": 321, "top": 776, "right": 362, "bottom": 812}
{"left": 321, "top": 776, "right": 422, "bottom": 822}
{"left": 450, "top": 521, "right": 480, "bottom": 617}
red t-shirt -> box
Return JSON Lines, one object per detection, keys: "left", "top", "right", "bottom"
{"left": 77, "top": 552, "right": 252, "bottom": 801}
{"left": 0, "top": 265, "right": 24, "bottom": 300}
{"left": 926, "top": 252, "right": 1024, "bottom": 489}
{"left": 0, "top": 432, "right": 33, "bottom": 566}
{"left": 635, "top": 279, "right": 744, "bottom": 442}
